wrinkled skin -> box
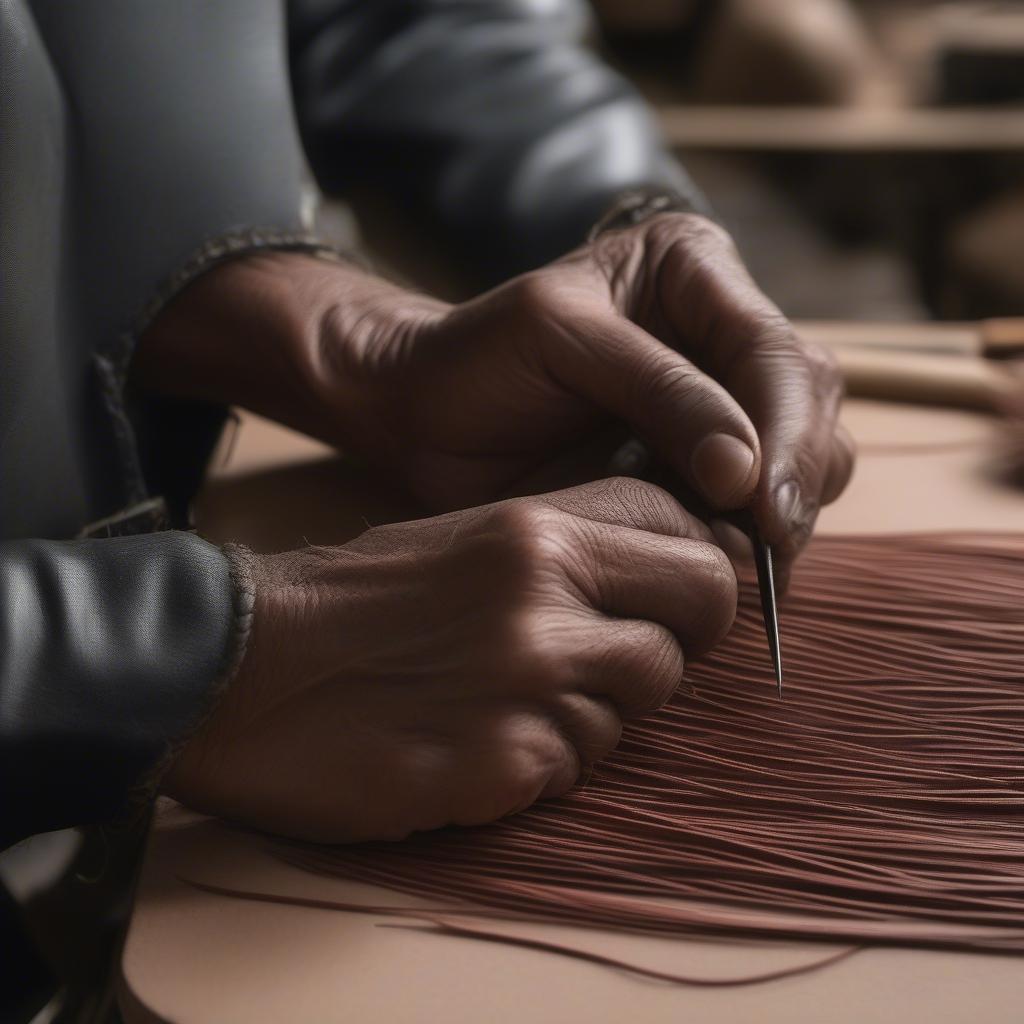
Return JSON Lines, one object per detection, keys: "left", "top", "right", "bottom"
{"left": 143, "top": 212, "right": 855, "bottom": 841}
{"left": 308, "top": 213, "right": 854, "bottom": 574}
{"left": 164, "top": 480, "right": 737, "bottom": 843}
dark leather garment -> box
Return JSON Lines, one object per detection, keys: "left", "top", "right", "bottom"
{"left": 1, "top": 0, "right": 308, "bottom": 850}
{"left": 0, "top": 535, "right": 235, "bottom": 847}
{"left": 289, "top": 0, "right": 706, "bottom": 290}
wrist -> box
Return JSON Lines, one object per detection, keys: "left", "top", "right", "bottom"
{"left": 134, "top": 250, "right": 448, "bottom": 452}
{"left": 295, "top": 259, "right": 450, "bottom": 458}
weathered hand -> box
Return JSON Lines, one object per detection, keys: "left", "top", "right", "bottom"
{"left": 319, "top": 214, "right": 854, "bottom": 573}
{"left": 137, "top": 214, "right": 854, "bottom": 576}
{"left": 161, "top": 477, "right": 737, "bottom": 839}
{"left": 163, "top": 479, "right": 736, "bottom": 843}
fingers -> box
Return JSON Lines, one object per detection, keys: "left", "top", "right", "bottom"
{"left": 567, "top": 524, "right": 738, "bottom": 658}
{"left": 550, "top": 692, "right": 623, "bottom": 769}
{"left": 535, "top": 525, "right": 733, "bottom": 775}
{"left": 725, "top": 338, "right": 843, "bottom": 563}
{"left": 645, "top": 217, "right": 849, "bottom": 564}
{"left": 445, "top": 697, "right": 622, "bottom": 818}
{"left": 571, "top": 617, "right": 686, "bottom": 719}
{"left": 533, "top": 475, "right": 716, "bottom": 544}
{"left": 523, "top": 479, "right": 738, "bottom": 657}
{"left": 536, "top": 301, "right": 762, "bottom": 511}
{"left": 822, "top": 422, "right": 856, "bottom": 507}
{"left": 423, "top": 484, "right": 738, "bottom": 811}
{"left": 493, "top": 479, "right": 736, "bottom": 675}
{"left": 530, "top": 621, "right": 683, "bottom": 803}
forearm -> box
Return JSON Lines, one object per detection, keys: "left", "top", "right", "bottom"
{"left": 132, "top": 252, "right": 448, "bottom": 454}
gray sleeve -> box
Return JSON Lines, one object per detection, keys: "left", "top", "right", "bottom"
{"left": 288, "top": 0, "right": 708, "bottom": 291}
{"left": 22, "top": 0, "right": 326, "bottom": 519}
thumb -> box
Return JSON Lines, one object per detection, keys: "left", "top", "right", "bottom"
{"left": 542, "top": 306, "right": 761, "bottom": 511}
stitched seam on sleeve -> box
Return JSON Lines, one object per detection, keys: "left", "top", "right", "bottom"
{"left": 587, "top": 188, "right": 698, "bottom": 242}
{"left": 127, "top": 230, "right": 358, "bottom": 348}
{"left": 94, "top": 229, "right": 357, "bottom": 513}
{"left": 123, "top": 542, "right": 258, "bottom": 820}
{"left": 218, "top": 542, "right": 257, "bottom": 687}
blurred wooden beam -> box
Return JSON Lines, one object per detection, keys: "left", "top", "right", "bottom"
{"left": 659, "top": 105, "right": 1024, "bottom": 152}
{"left": 795, "top": 319, "right": 1024, "bottom": 412}
{"left": 797, "top": 319, "right": 1024, "bottom": 358}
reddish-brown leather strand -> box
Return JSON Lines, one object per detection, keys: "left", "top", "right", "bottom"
{"left": 187, "top": 534, "right": 1024, "bottom": 981}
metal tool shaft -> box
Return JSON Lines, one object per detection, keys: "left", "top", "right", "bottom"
{"left": 752, "top": 531, "right": 783, "bottom": 698}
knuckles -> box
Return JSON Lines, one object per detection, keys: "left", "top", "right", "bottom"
{"left": 643, "top": 211, "right": 734, "bottom": 257}
{"left": 685, "top": 541, "right": 739, "bottom": 653}
{"left": 789, "top": 332, "right": 843, "bottom": 393}
{"left": 495, "top": 724, "right": 578, "bottom": 804}
{"left": 595, "top": 621, "right": 686, "bottom": 718}
{"left": 803, "top": 342, "right": 845, "bottom": 408}
{"left": 457, "top": 717, "right": 579, "bottom": 824}
{"left": 555, "top": 477, "right": 691, "bottom": 538}
{"left": 636, "top": 627, "right": 687, "bottom": 711}
{"left": 502, "top": 269, "right": 567, "bottom": 324}
{"left": 507, "top": 608, "right": 590, "bottom": 697}
{"left": 471, "top": 501, "right": 577, "bottom": 586}
{"left": 641, "top": 213, "right": 739, "bottom": 289}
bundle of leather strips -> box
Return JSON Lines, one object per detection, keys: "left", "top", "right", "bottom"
{"left": 190, "top": 533, "right": 1024, "bottom": 982}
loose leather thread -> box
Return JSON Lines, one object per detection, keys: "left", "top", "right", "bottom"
{"left": 181, "top": 877, "right": 863, "bottom": 987}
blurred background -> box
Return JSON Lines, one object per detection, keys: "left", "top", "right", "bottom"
{"left": 319, "top": 0, "right": 1024, "bottom": 324}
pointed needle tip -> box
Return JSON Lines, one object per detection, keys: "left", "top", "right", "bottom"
{"left": 752, "top": 532, "right": 784, "bottom": 702}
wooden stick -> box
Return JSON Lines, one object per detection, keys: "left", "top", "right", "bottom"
{"left": 658, "top": 105, "right": 1024, "bottom": 152}
{"left": 829, "top": 346, "right": 1018, "bottom": 411}
{"left": 981, "top": 320, "right": 1024, "bottom": 360}
{"left": 798, "top": 319, "right": 1024, "bottom": 359}
{"left": 797, "top": 321, "right": 981, "bottom": 357}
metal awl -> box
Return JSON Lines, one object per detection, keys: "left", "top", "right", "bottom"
{"left": 751, "top": 527, "right": 783, "bottom": 698}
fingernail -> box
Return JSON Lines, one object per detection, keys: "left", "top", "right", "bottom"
{"left": 775, "top": 480, "right": 816, "bottom": 545}
{"left": 775, "top": 480, "right": 802, "bottom": 526}
{"left": 690, "top": 433, "right": 757, "bottom": 508}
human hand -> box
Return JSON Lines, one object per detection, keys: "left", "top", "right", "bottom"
{"left": 311, "top": 214, "right": 854, "bottom": 576}
{"left": 136, "top": 215, "right": 853, "bottom": 579}
{"left": 163, "top": 478, "right": 736, "bottom": 843}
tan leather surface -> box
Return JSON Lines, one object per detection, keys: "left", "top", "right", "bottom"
{"left": 121, "top": 398, "right": 1024, "bottom": 1023}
